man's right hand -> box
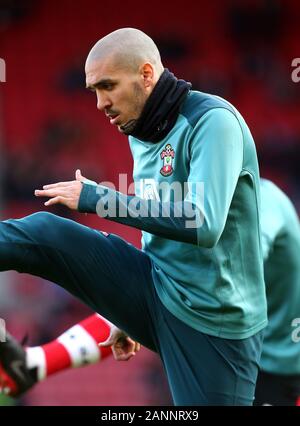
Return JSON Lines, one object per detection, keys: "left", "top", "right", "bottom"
{"left": 34, "top": 169, "right": 88, "bottom": 210}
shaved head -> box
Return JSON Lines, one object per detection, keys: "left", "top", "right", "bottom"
{"left": 86, "top": 28, "right": 164, "bottom": 74}
{"left": 85, "top": 28, "right": 165, "bottom": 135}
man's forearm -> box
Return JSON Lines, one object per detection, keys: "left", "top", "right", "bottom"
{"left": 78, "top": 183, "right": 199, "bottom": 245}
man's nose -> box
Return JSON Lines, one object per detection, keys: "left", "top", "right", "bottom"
{"left": 96, "top": 92, "right": 111, "bottom": 111}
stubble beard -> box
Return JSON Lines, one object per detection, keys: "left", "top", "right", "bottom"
{"left": 119, "top": 119, "right": 138, "bottom": 135}
{"left": 119, "top": 83, "right": 147, "bottom": 135}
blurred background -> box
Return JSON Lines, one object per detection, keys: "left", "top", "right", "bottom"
{"left": 0, "top": 0, "right": 299, "bottom": 406}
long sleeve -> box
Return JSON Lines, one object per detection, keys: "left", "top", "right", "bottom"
{"left": 259, "top": 179, "right": 284, "bottom": 261}
{"left": 78, "top": 108, "right": 243, "bottom": 248}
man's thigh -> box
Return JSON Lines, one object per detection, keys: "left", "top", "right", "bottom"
{"left": 157, "top": 305, "right": 264, "bottom": 405}
{"left": 0, "top": 212, "right": 160, "bottom": 350}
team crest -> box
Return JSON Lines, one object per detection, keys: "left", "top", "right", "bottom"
{"left": 160, "top": 144, "right": 175, "bottom": 176}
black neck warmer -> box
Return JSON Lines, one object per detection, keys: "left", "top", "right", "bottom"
{"left": 129, "top": 69, "right": 192, "bottom": 143}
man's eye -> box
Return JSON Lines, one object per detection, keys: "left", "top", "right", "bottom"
{"left": 103, "top": 84, "right": 115, "bottom": 91}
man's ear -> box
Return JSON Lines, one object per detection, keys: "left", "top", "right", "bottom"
{"left": 140, "top": 63, "right": 155, "bottom": 88}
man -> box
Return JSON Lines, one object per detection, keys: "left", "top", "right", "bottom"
{"left": 254, "top": 179, "right": 300, "bottom": 406}
{"left": 0, "top": 28, "right": 267, "bottom": 405}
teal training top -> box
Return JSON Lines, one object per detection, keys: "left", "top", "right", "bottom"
{"left": 79, "top": 90, "right": 268, "bottom": 339}
{"left": 260, "top": 179, "right": 300, "bottom": 374}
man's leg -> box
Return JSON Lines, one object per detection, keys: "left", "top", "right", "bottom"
{"left": 27, "top": 313, "right": 112, "bottom": 381}
{"left": 0, "top": 314, "right": 113, "bottom": 397}
{"left": 156, "top": 304, "right": 264, "bottom": 406}
{"left": 1, "top": 212, "right": 263, "bottom": 405}
{"left": 0, "top": 212, "right": 159, "bottom": 351}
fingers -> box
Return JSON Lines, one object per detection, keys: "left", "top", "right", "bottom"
{"left": 99, "top": 325, "right": 126, "bottom": 347}
{"left": 44, "top": 196, "right": 71, "bottom": 206}
{"left": 115, "top": 338, "right": 141, "bottom": 361}
{"left": 126, "top": 337, "right": 138, "bottom": 351}
{"left": 35, "top": 188, "right": 70, "bottom": 197}
{"left": 76, "top": 169, "right": 91, "bottom": 184}
{"left": 113, "top": 349, "right": 135, "bottom": 361}
{"left": 134, "top": 342, "right": 141, "bottom": 352}
{"left": 75, "top": 169, "right": 83, "bottom": 181}
{"left": 34, "top": 188, "right": 72, "bottom": 206}
{"left": 42, "top": 182, "right": 76, "bottom": 190}
{"left": 99, "top": 337, "right": 132, "bottom": 361}
{"left": 38, "top": 170, "right": 87, "bottom": 191}
{"left": 98, "top": 326, "right": 141, "bottom": 362}
{"left": 124, "top": 339, "right": 141, "bottom": 359}
{"left": 112, "top": 341, "right": 136, "bottom": 361}
{"left": 35, "top": 181, "right": 82, "bottom": 199}
{"left": 98, "top": 336, "right": 115, "bottom": 348}
{"left": 37, "top": 170, "right": 88, "bottom": 192}
{"left": 34, "top": 177, "right": 82, "bottom": 211}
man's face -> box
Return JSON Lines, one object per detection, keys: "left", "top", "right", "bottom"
{"left": 85, "top": 57, "right": 148, "bottom": 134}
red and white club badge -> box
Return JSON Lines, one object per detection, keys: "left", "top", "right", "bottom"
{"left": 160, "top": 144, "right": 175, "bottom": 176}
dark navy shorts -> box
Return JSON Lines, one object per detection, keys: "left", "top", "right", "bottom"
{"left": 0, "top": 212, "right": 264, "bottom": 405}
